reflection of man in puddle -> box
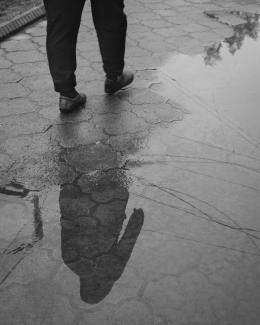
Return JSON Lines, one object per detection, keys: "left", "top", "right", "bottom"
{"left": 59, "top": 170, "right": 144, "bottom": 304}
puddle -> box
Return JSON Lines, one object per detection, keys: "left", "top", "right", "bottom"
{"left": 1, "top": 10, "right": 260, "bottom": 314}
{"left": 0, "top": 171, "right": 144, "bottom": 304}
{"left": 59, "top": 169, "right": 144, "bottom": 304}
{"left": 0, "top": 182, "right": 43, "bottom": 285}
{"left": 156, "top": 11, "right": 260, "bottom": 142}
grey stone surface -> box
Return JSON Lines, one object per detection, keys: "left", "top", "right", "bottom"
{"left": 1, "top": 0, "right": 260, "bottom": 324}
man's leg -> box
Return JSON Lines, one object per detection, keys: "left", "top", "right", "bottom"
{"left": 90, "top": 0, "right": 127, "bottom": 80}
{"left": 43, "top": 0, "right": 86, "bottom": 94}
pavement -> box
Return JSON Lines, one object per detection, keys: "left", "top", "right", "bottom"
{"left": 1, "top": 0, "right": 260, "bottom": 324}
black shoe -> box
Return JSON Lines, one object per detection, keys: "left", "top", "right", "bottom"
{"left": 59, "top": 93, "right": 87, "bottom": 113}
{"left": 105, "top": 70, "right": 134, "bottom": 94}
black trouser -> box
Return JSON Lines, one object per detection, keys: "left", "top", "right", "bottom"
{"left": 43, "top": 0, "right": 127, "bottom": 93}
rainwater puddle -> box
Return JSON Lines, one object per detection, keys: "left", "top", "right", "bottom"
{"left": 0, "top": 182, "right": 43, "bottom": 284}
{"left": 156, "top": 12, "right": 260, "bottom": 142}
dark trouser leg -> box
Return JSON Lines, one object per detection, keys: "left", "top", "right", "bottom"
{"left": 90, "top": 0, "right": 127, "bottom": 79}
{"left": 43, "top": 0, "right": 85, "bottom": 93}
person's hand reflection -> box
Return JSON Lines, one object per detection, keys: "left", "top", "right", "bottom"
{"left": 59, "top": 170, "right": 144, "bottom": 304}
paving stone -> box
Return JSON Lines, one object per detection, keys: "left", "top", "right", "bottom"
{"left": 0, "top": 98, "right": 37, "bottom": 116}
{"left": 12, "top": 61, "right": 49, "bottom": 76}
{"left": 148, "top": 2, "right": 172, "bottom": 10}
{"left": 61, "top": 143, "right": 121, "bottom": 172}
{"left": 125, "top": 46, "right": 151, "bottom": 57}
{"left": 177, "top": 37, "right": 207, "bottom": 55}
{"left": 140, "top": 39, "right": 177, "bottom": 52}
{"left": 78, "top": 40, "right": 100, "bottom": 53}
{"left": 77, "top": 56, "right": 93, "bottom": 67}
{"left": 0, "top": 282, "right": 75, "bottom": 325}
{"left": 214, "top": 25, "right": 235, "bottom": 38}
{"left": 209, "top": 12, "right": 247, "bottom": 26}
{"left": 130, "top": 102, "right": 184, "bottom": 124}
{"left": 52, "top": 122, "right": 107, "bottom": 148}
{"left": 2, "top": 133, "right": 51, "bottom": 157}
{"left": 38, "top": 46, "right": 47, "bottom": 54}
{"left": 39, "top": 104, "right": 93, "bottom": 122}
{"left": 94, "top": 200, "right": 127, "bottom": 231}
{"left": 142, "top": 19, "right": 173, "bottom": 28}
{"left": 128, "top": 31, "right": 162, "bottom": 42}
{"left": 78, "top": 172, "right": 129, "bottom": 201}
{"left": 0, "top": 195, "right": 30, "bottom": 250}
{"left": 113, "top": 300, "right": 154, "bottom": 325}
{"left": 53, "top": 264, "right": 80, "bottom": 297}
{"left": 129, "top": 25, "right": 152, "bottom": 34}
{"left": 0, "top": 113, "right": 51, "bottom": 137}
{"left": 126, "top": 55, "right": 163, "bottom": 70}
{"left": 11, "top": 155, "right": 76, "bottom": 190}
{"left": 164, "top": 14, "right": 194, "bottom": 25}
{"left": 9, "top": 33, "right": 31, "bottom": 41}
{"left": 87, "top": 95, "right": 132, "bottom": 115}
{"left": 155, "top": 27, "right": 188, "bottom": 37}
{"left": 0, "top": 154, "right": 14, "bottom": 182}
{"left": 107, "top": 130, "right": 149, "bottom": 154}
{"left": 156, "top": 9, "right": 181, "bottom": 17}
{"left": 133, "top": 12, "right": 161, "bottom": 21}
{"left": 7, "top": 50, "right": 45, "bottom": 64}
{"left": 135, "top": 69, "right": 157, "bottom": 81}
{"left": 21, "top": 74, "right": 53, "bottom": 91}
{"left": 79, "top": 305, "right": 117, "bottom": 325}
{"left": 60, "top": 187, "right": 96, "bottom": 219}
{"left": 29, "top": 89, "right": 57, "bottom": 106}
{"left": 32, "top": 36, "right": 46, "bottom": 46}
{"left": 0, "top": 69, "right": 21, "bottom": 83}
{"left": 80, "top": 80, "right": 105, "bottom": 96}
{"left": 93, "top": 111, "right": 148, "bottom": 136}
{"left": 1, "top": 40, "right": 38, "bottom": 52}
{"left": 191, "top": 30, "right": 221, "bottom": 45}
{"left": 118, "top": 88, "right": 165, "bottom": 105}
{"left": 2, "top": 250, "right": 57, "bottom": 286}
{"left": 25, "top": 26, "right": 46, "bottom": 37}
{"left": 0, "top": 58, "right": 12, "bottom": 68}
{"left": 76, "top": 66, "right": 103, "bottom": 82}
{"left": 0, "top": 83, "right": 28, "bottom": 99}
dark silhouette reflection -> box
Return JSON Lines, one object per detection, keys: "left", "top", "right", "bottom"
{"left": 204, "top": 12, "right": 259, "bottom": 66}
{"left": 59, "top": 169, "right": 144, "bottom": 304}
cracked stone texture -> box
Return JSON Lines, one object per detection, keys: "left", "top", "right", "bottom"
{"left": 1, "top": 0, "right": 260, "bottom": 324}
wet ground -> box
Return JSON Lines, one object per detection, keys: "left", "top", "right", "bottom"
{"left": 1, "top": 0, "right": 260, "bottom": 324}
{"left": 0, "top": 0, "right": 42, "bottom": 24}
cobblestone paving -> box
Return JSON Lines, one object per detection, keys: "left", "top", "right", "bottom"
{"left": 1, "top": 0, "right": 260, "bottom": 324}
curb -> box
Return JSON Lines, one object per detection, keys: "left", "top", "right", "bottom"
{"left": 0, "top": 4, "right": 46, "bottom": 42}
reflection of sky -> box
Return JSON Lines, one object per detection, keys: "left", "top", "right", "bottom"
{"left": 159, "top": 25, "right": 260, "bottom": 141}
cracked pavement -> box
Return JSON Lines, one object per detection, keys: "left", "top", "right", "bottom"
{"left": 1, "top": 0, "right": 260, "bottom": 324}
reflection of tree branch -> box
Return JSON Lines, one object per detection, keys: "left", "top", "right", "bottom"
{"left": 204, "top": 12, "right": 259, "bottom": 65}
{"left": 204, "top": 43, "right": 222, "bottom": 66}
